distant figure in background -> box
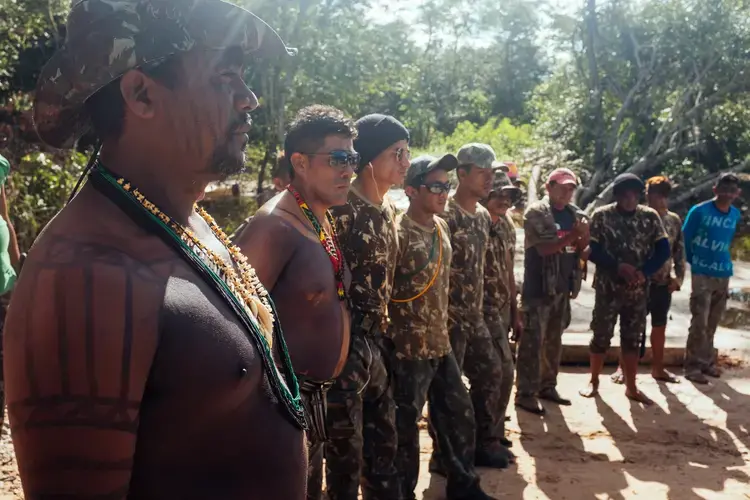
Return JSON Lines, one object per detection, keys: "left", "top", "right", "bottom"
{"left": 257, "top": 152, "right": 292, "bottom": 206}
{"left": 581, "top": 174, "right": 670, "bottom": 405}
{"left": 0, "top": 153, "right": 20, "bottom": 435}
{"left": 682, "top": 172, "right": 741, "bottom": 384}
{"left": 611, "top": 176, "right": 685, "bottom": 385}
{"left": 481, "top": 169, "right": 521, "bottom": 444}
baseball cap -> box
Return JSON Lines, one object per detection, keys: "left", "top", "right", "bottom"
{"left": 547, "top": 168, "right": 578, "bottom": 186}
{"left": 406, "top": 154, "right": 458, "bottom": 187}
{"left": 457, "top": 143, "right": 496, "bottom": 169}
{"left": 612, "top": 173, "right": 644, "bottom": 195}
{"left": 33, "top": 0, "right": 295, "bottom": 149}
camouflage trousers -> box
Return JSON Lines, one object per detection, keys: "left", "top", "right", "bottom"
{"left": 485, "top": 315, "right": 514, "bottom": 434}
{"left": 392, "top": 353, "right": 479, "bottom": 500}
{"left": 302, "top": 379, "right": 333, "bottom": 500}
{"left": 685, "top": 275, "right": 729, "bottom": 377}
{"left": 442, "top": 317, "right": 505, "bottom": 452}
{"left": 515, "top": 293, "right": 569, "bottom": 398}
{"left": 324, "top": 332, "right": 400, "bottom": 500}
{"left": 590, "top": 282, "right": 647, "bottom": 355}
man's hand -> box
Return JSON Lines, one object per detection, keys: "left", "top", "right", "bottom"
{"left": 572, "top": 219, "right": 589, "bottom": 239}
{"left": 618, "top": 263, "right": 638, "bottom": 283}
{"left": 668, "top": 278, "right": 681, "bottom": 293}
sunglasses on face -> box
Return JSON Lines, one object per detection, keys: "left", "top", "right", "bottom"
{"left": 395, "top": 147, "right": 411, "bottom": 163}
{"left": 304, "top": 150, "right": 360, "bottom": 170}
{"left": 421, "top": 181, "right": 451, "bottom": 195}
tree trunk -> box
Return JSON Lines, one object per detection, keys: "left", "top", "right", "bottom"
{"left": 527, "top": 164, "right": 542, "bottom": 204}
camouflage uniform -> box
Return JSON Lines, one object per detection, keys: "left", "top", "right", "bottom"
{"left": 483, "top": 213, "right": 516, "bottom": 432}
{"left": 516, "top": 199, "right": 579, "bottom": 399}
{"left": 441, "top": 196, "right": 505, "bottom": 454}
{"left": 648, "top": 212, "right": 686, "bottom": 328}
{"left": 326, "top": 185, "right": 400, "bottom": 500}
{"left": 589, "top": 203, "right": 667, "bottom": 354}
{"left": 389, "top": 214, "right": 482, "bottom": 499}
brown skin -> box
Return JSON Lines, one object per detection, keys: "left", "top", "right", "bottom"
{"left": 233, "top": 134, "right": 354, "bottom": 380}
{"left": 453, "top": 165, "right": 493, "bottom": 213}
{"left": 354, "top": 139, "right": 409, "bottom": 205}
{"left": 4, "top": 46, "right": 307, "bottom": 499}
{"left": 485, "top": 189, "right": 523, "bottom": 337}
{"left": 581, "top": 187, "right": 652, "bottom": 405}
{"left": 713, "top": 182, "right": 741, "bottom": 212}
{"left": 535, "top": 181, "right": 588, "bottom": 257}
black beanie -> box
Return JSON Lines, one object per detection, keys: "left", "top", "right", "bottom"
{"left": 354, "top": 114, "right": 410, "bottom": 171}
{"left": 612, "top": 173, "right": 644, "bottom": 196}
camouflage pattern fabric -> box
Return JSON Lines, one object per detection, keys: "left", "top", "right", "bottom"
{"left": 456, "top": 143, "right": 496, "bottom": 170}
{"left": 684, "top": 275, "right": 729, "bottom": 377}
{"left": 307, "top": 439, "right": 324, "bottom": 500}
{"left": 588, "top": 203, "right": 667, "bottom": 355}
{"left": 651, "top": 211, "right": 686, "bottom": 287}
{"left": 388, "top": 214, "right": 452, "bottom": 360}
{"left": 484, "top": 214, "right": 516, "bottom": 332}
{"left": 325, "top": 334, "right": 400, "bottom": 500}
{"left": 392, "top": 354, "right": 480, "bottom": 499}
{"left": 515, "top": 293, "right": 570, "bottom": 398}
{"left": 443, "top": 197, "right": 491, "bottom": 325}
{"left": 331, "top": 186, "right": 399, "bottom": 327}
{"left": 33, "top": 0, "right": 294, "bottom": 149}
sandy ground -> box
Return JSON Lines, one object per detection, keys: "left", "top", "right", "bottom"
{"left": 1, "top": 366, "right": 749, "bottom": 499}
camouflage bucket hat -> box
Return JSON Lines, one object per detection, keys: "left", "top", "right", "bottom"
{"left": 490, "top": 170, "right": 520, "bottom": 194}
{"left": 33, "top": 0, "right": 296, "bottom": 149}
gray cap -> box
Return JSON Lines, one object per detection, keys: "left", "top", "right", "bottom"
{"left": 457, "top": 143, "right": 496, "bottom": 169}
{"left": 406, "top": 154, "right": 458, "bottom": 187}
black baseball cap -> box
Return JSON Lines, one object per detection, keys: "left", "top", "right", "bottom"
{"left": 405, "top": 154, "right": 458, "bottom": 187}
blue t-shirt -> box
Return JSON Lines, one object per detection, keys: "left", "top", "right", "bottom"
{"left": 682, "top": 200, "right": 740, "bottom": 278}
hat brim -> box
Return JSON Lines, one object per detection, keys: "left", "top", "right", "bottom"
{"left": 430, "top": 153, "right": 458, "bottom": 173}
{"left": 33, "top": 0, "right": 295, "bottom": 149}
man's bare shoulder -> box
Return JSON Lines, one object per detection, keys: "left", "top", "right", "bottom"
{"left": 235, "top": 196, "right": 308, "bottom": 250}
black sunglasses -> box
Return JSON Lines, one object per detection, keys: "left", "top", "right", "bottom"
{"left": 421, "top": 181, "right": 451, "bottom": 195}
{"left": 304, "top": 150, "right": 360, "bottom": 170}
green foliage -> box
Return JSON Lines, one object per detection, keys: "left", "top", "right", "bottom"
{"left": 427, "top": 118, "right": 539, "bottom": 160}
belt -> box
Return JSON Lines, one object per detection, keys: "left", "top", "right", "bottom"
{"left": 298, "top": 377, "right": 335, "bottom": 445}
{"left": 351, "top": 310, "right": 385, "bottom": 337}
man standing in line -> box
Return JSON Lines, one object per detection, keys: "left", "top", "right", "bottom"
{"left": 611, "top": 175, "right": 685, "bottom": 384}
{"left": 515, "top": 168, "right": 588, "bottom": 415}
{"left": 233, "top": 105, "right": 357, "bottom": 500}
{"left": 4, "top": 1, "right": 308, "bottom": 497}
{"left": 580, "top": 173, "right": 670, "bottom": 404}
{"left": 390, "top": 155, "right": 496, "bottom": 500}
{"left": 327, "top": 114, "right": 408, "bottom": 500}
{"left": 682, "top": 173, "right": 741, "bottom": 384}
{"left": 482, "top": 169, "right": 521, "bottom": 444}
{"left": 433, "top": 143, "right": 511, "bottom": 472}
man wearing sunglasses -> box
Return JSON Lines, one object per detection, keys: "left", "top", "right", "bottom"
{"left": 327, "top": 114, "right": 409, "bottom": 500}
{"left": 389, "top": 155, "right": 496, "bottom": 500}
{"left": 682, "top": 172, "right": 742, "bottom": 384}
{"left": 431, "top": 143, "right": 511, "bottom": 474}
{"left": 233, "top": 105, "right": 358, "bottom": 500}
{"left": 482, "top": 169, "right": 522, "bottom": 448}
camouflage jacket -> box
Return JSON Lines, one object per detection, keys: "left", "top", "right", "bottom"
{"left": 651, "top": 211, "right": 686, "bottom": 287}
{"left": 387, "top": 214, "right": 453, "bottom": 360}
{"left": 523, "top": 198, "right": 586, "bottom": 299}
{"left": 331, "top": 185, "right": 399, "bottom": 330}
{"left": 443, "top": 197, "right": 491, "bottom": 325}
{"left": 590, "top": 203, "right": 667, "bottom": 293}
{"left": 484, "top": 214, "right": 516, "bottom": 327}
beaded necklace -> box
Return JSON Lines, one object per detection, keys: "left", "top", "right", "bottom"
{"left": 287, "top": 186, "right": 348, "bottom": 302}
{"left": 89, "top": 164, "right": 305, "bottom": 429}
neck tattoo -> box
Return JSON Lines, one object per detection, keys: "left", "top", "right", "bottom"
{"left": 287, "top": 186, "right": 348, "bottom": 304}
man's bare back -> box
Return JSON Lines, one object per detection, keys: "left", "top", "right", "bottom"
{"left": 4, "top": 186, "right": 306, "bottom": 499}
{"left": 234, "top": 191, "right": 350, "bottom": 380}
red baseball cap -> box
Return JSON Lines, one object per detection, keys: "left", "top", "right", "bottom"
{"left": 547, "top": 168, "right": 578, "bottom": 186}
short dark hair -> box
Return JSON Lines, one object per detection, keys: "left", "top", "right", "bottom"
{"left": 457, "top": 163, "right": 473, "bottom": 174}
{"left": 716, "top": 172, "right": 740, "bottom": 188}
{"left": 646, "top": 175, "right": 672, "bottom": 196}
{"left": 84, "top": 56, "right": 184, "bottom": 141}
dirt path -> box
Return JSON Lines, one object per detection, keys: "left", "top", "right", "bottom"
{"left": 1, "top": 366, "right": 749, "bottom": 499}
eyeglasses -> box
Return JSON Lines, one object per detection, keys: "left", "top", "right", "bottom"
{"left": 422, "top": 181, "right": 451, "bottom": 195}
{"left": 395, "top": 147, "right": 411, "bottom": 163}
{"left": 304, "top": 150, "right": 360, "bottom": 170}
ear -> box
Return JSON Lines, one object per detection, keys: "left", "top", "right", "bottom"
{"left": 290, "top": 152, "right": 307, "bottom": 178}
{"left": 405, "top": 185, "right": 418, "bottom": 199}
{"left": 120, "top": 69, "right": 159, "bottom": 120}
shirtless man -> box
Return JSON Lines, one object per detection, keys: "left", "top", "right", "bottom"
{"left": 3, "top": 1, "right": 307, "bottom": 498}
{"left": 233, "top": 105, "right": 356, "bottom": 500}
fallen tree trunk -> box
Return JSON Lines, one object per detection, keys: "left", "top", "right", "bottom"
{"left": 670, "top": 161, "right": 750, "bottom": 208}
